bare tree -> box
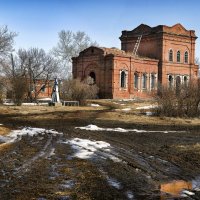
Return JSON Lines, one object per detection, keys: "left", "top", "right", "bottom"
{"left": 0, "top": 25, "right": 17, "bottom": 102}
{"left": 155, "top": 80, "right": 200, "bottom": 117}
{"left": 16, "top": 48, "right": 59, "bottom": 102}
{"left": 0, "top": 25, "right": 17, "bottom": 74}
{"left": 52, "top": 30, "right": 98, "bottom": 78}
{"left": 0, "top": 26, "right": 17, "bottom": 57}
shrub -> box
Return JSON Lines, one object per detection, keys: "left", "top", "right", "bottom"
{"left": 155, "top": 80, "right": 200, "bottom": 117}
{"left": 11, "top": 75, "right": 28, "bottom": 106}
{"left": 60, "top": 77, "right": 99, "bottom": 105}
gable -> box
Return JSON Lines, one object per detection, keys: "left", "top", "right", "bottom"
{"left": 130, "top": 24, "right": 152, "bottom": 34}
{"left": 79, "top": 46, "right": 104, "bottom": 56}
{"left": 163, "top": 23, "right": 196, "bottom": 37}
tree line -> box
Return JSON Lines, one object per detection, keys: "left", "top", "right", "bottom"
{"left": 0, "top": 25, "right": 98, "bottom": 104}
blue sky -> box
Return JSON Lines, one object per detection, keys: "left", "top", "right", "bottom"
{"left": 0, "top": 0, "right": 200, "bottom": 58}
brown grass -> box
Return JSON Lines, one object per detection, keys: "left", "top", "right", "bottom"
{"left": 0, "top": 126, "right": 11, "bottom": 136}
{"left": 0, "top": 99, "right": 200, "bottom": 128}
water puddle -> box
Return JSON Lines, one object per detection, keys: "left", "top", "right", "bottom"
{"left": 160, "top": 177, "right": 200, "bottom": 199}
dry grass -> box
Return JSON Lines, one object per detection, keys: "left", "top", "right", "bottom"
{"left": 0, "top": 99, "right": 199, "bottom": 128}
{"left": 0, "top": 126, "right": 11, "bottom": 136}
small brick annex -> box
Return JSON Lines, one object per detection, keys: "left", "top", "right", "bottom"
{"left": 72, "top": 23, "right": 199, "bottom": 99}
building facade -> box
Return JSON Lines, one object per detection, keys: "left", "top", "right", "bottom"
{"left": 72, "top": 24, "right": 199, "bottom": 99}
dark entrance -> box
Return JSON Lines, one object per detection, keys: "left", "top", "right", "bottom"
{"left": 89, "top": 72, "right": 96, "bottom": 84}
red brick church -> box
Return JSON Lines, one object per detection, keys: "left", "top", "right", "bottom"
{"left": 72, "top": 23, "right": 199, "bottom": 99}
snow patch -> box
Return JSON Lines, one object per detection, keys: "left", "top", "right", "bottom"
{"left": 64, "top": 138, "right": 121, "bottom": 162}
{"left": 60, "top": 180, "right": 75, "bottom": 189}
{"left": 0, "top": 135, "right": 9, "bottom": 143}
{"left": 107, "top": 177, "right": 122, "bottom": 189}
{"left": 48, "top": 148, "right": 56, "bottom": 157}
{"left": 146, "top": 111, "right": 153, "bottom": 116}
{"left": 77, "top": 124, "right": 103, "bottom": 131}
{"left": 38, "top": 98, "right": 52, "bottom": 101}
{"left": 119, "top": 99, "right": 134, "bottom": 102}
{"left": 76, "top": 124, "right": 184, "bottom": 134}
{"left": 22, "top": 103, "right": 48, "bottom": 106}
{"left": 192, "top": 176, "right": 200, "bottom": 190}
{"left": 126, "top": 191, "right": 135, "bottom": 199}
{"left": 3, "top": 102, "right": 15, "bottom": 106}
{"left": 1, "top": 127, "right": 62, "bottom": 143}
{"left": 182, "top": 190, "right": 195, "bottom": 196}
{"left": 76, "top": 125, "right": 128, "bottom": 132}
{"left": 89, "top": 103, "right": 100, "bottom": 107}
{"left": 136, "top": 105, "right": 157, "bottom": 110}
{"left": 64, "top": 138, "right": 111, "bottom": 159}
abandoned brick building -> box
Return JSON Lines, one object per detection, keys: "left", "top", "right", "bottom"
{"left": 72, "top": 23, "right": 199, "bottom": 99}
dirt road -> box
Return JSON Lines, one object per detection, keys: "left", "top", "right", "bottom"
{"left": 0, "top": 101, "right": 200, "bottom": 200}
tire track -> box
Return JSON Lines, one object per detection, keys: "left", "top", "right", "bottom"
{"left": 14, "top": 134, "right": 54, "bottom": 175}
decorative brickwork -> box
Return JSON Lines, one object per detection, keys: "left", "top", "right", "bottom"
{"left": 72, "top": 24, "right": 199, "bottom": 99}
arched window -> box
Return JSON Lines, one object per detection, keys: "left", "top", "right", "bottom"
{"left": 151, "top": 74, "right": 156, "bottom": 89}
{"left": 169, "top": 49, "right": 173, "bottom": 62}
{"left": 169, "top": 75, "right": 173, "bottom": 88}
{"left": 41, "top": 84, "right": 45, "bottom": 92}
{"left": 184, "top": 51, "right": 188, "bottom": 63}
{"left": 134, "top": 73, "right": 139, "bottom": 89}
{"left": 142, "top": 73, "right": 147, "bottom": 89}
{"left": 120, "top": 71, "right": 126, "bottom": 88}
{"left": 177, "top": 51, "right": 181, "bottom": 62}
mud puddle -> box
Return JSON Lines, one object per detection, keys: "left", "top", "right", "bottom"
{"left": 160, "top": 176, "right": 200, "bottom": 199}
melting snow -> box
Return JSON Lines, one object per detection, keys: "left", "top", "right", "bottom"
{"left": 182, "top": 190, "right": 195, "bottom": 196}
{"left": 89, "top": 103, "right": 100, "bottom": 107}
{"left": 1, "top": 127, "right": 62, "bottom": 143}
{"left": 119, "top": 99, "right": 134, "bottom": 102}
{"left": 22, "top": 103, "right": 48, "bottom": 106}
{"left": 192, "top": 176, "right": 200, "bottom": 190}
{"left": 136, "top": 105, "right": 157, "bottom": 110}
{"left": 126, "top": 191, "right": 135, "bottom": 199}
{"left": 3, "top": 102, "right": 15, "bottom": 106}
{"left": 146, "top": 111, "right": 153, "bottom": 116}
{"left": 0, "top": 135, "right": 10, "bottom": 142}
{"left": 60, "top": 180, "right": 75, "bottom": 189}
{"left": 38, "top": 97, "right": 52, "bottom": 101}
{"left": 48, "top": 148, "right": 56, "bottom": 157}
{"left": 64, "top": 138, "right": 121, "bottom": 162}
{"left": 107, "top": 177, "right": 122, "bottom": 189}
{"left": 76, "top": 124, "right": 185, "bottom": 134}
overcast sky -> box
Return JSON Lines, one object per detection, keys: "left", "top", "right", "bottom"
{"left": 0, "top": 0, "right": 199, "bottom": 58}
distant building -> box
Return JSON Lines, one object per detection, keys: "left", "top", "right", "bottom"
{"left": 5, "top": 78, "right": 54, "bottom": 101}
{"left": 32, "top": 78, "right": 54, "bottom": 100}
{"left": 72, "top": 23, "right": 199, "bottom": 99}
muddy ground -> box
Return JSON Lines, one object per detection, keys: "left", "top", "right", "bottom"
{"left": 0, "top": 99, "right": 200, "bottom": 200}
